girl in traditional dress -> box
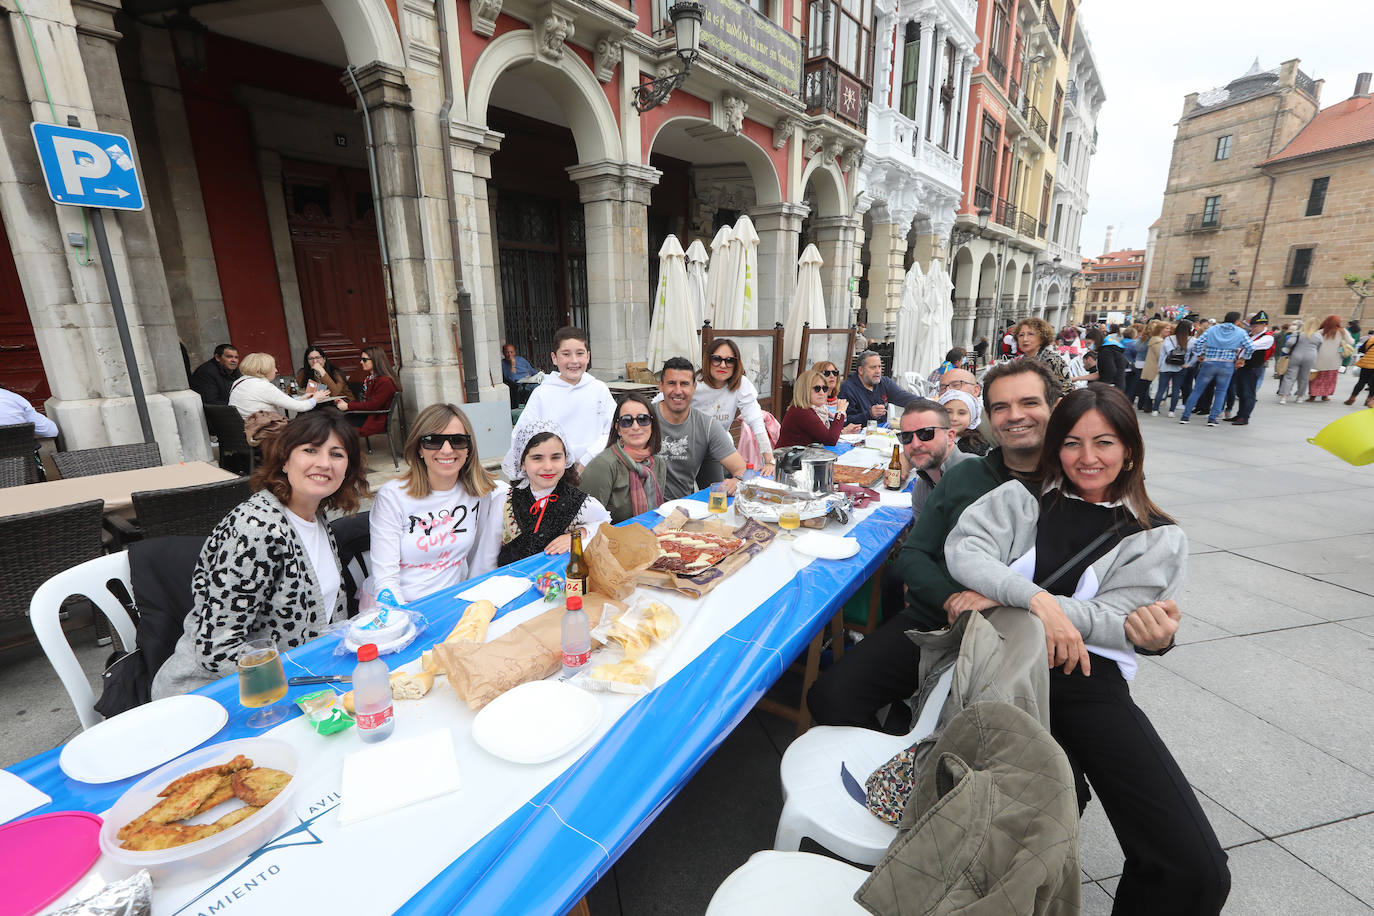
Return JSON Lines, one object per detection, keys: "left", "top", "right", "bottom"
{"left": 495, "top": 420, "right": 611, "bottom": 565}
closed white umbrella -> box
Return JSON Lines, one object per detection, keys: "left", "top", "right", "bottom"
{"left": 646, "top": 235, "right": 697, "bottom": 373}
{"left": 719, "top": 215, "right": 761, "bottom": 377}
{"left": 893, "top": 261, "right": 926, "bottom": 383}
{"left": 783, "top": 244, "right": 827, "bottom": 380}
{"left": 685, "top": 239, "right": 709, "bottom": 326}
{"left": 925, "top": 260, "right": 955, "bottom": 375}
{"left": 702, "top": 225, "right": 734, "bottom": 329}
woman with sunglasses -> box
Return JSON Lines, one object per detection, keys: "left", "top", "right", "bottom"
{"left": 343, "top": 346, "right": 402, "bottom": 438}
{"left": 580, "top": 392, "right": 666, "bottom": 524}
{"left": 692, "top": 339, "right": 775, "bottom": 479}
{"left": 368, "top": 404, "right": 501, "bottom": 603}
{"left": 775, "top": 369, "right": 861, "bottom": 448}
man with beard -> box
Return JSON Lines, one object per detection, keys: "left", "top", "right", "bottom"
{"left": 899, "top": 398, "right": 970, "bottom": 517}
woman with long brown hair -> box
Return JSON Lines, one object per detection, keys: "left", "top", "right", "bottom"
{"left": 946, "top": 384, "right": 1229, "bottom": 915}
{"left": 368, "top": 403, "right": 501, "bottom": 603}
{"left": 1308, "top": 314, "right": 1355, "bottom": 401}
{"left": 344, "top": 345, "right": 402, "bottom": 437}
{"left": 689, "top": 338, "right": 774, "bottom": 478}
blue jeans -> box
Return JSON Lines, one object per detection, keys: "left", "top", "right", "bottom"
{"left": 1153, "top": 371, "right": 1185, "bottom": 412}
{"left": 1181, "top": 361, "right": 1235, "bottom": 422}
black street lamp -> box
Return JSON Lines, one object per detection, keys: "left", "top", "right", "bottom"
{"left": 632, "top": 2, "right": 704, "bottom": 114}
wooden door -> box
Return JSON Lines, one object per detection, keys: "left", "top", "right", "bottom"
{"left": 0, "top": 215, "right": 51, "bottom": 411}
{"left": 283, "top": 160, "right": 390, "bottom": 376}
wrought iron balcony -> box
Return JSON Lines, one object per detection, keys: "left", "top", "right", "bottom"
{"left": 1017, "top": 211, "right": 1038, "bottom": 238}
{"left": 973, "top": 186, "right": 994, "bottom": 210}
{"left": 804, "top": 58, "right": 870, "bottom": 130}
{"left": 1042, "top": 4, "right": 1061, "bottom": 48}
{"left": 1174, "top": 272, "right": 1210, "bottom": 291}
{"left": 1026, "top": 106, "right": 1048, "bottom": 140}
{"left": 1038, "top": 219, "right": 1048, "bottom": 239}
{"left": 1184, "top": 211, "right": 1225, "bottom": 232}
{"left": 995, "top": 197, "right": 1018, "bottom": 228}
{"left": 988, "top": 55, "right": 1007, "bottom": 85}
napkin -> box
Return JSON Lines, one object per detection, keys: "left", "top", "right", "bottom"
{"left": 0, "top": 769, "right": 51, "bottom": 825}
{"left": 837, "top": 447, "right": 887, "bottom": 467}
{"left": 457, "top": 575, "right": 533, "bottom": 608}
{"left": 338, "top": 728, "right": 462, "bottom": 826}
{"left": 878, "top": 489, "right": 913, "bottom": 509}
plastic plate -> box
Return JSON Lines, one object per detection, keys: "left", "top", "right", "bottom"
{"left": 471, "top": 680, "right": 603, "bottom": 764}
{"left": 657, "top": 499, "right": 710, "bottom": 520}
{"left": 60, "top": 694, "right": 228, "bottom": 784}
{"left": 792, "top": 532, "right": 861, "bottom": 560}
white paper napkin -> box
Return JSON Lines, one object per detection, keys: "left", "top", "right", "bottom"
{"left": 878, "top": 489, "right": 913, "bottom": 508}
{"left": 0, "top": 769, "right": 51, "bottom": 825}
{"left": 837, "top": 447, "right": 887, "bottom": 467}
{"left": 338, "top": 728, "right": 462, "bottom": 827}
{"left": 457, "top": 575, "right": 533, "bottom": 608}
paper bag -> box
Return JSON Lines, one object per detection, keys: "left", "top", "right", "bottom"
{"left": 586, "top": 522, "right": 660, "bottom": 600}
{"left": 434, "top": 594, "right": 624, "bottom": 710}
{"left": 637, "top": 512, "right": 776, "bottom": 598}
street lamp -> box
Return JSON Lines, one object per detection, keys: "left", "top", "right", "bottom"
{"left": 632, "top": 1, "right": 704, "bottom": 113}
{"left": 166, "top": 7, "right": 209, "bottom": 74}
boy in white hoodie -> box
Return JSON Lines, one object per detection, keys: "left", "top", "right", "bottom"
{"left": 503, "top": 326, "right": 615, "bottom": 476}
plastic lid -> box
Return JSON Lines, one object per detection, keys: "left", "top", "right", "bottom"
{"left": 357, "top": 643, "right": 378, "bottom": 662}
{"left": 566, "top": 596, "right": 583, "bottom": 611}
{"left": 746, "top": 463, "right": 754, "bottom": 469}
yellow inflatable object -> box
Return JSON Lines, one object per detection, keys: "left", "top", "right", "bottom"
{"left": 1309, "top": 409, "right": 1374, "bottom": 465}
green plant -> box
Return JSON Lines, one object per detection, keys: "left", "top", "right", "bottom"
{"left": 1345, "top": 264, "right": 1374, "bottom": 321}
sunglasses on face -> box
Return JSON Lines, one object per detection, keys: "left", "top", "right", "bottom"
{"left": 821, "top": 369, "right": 839, "bottom": 377}
{"left": 617, "top": 413, "right": 654, "bottom": 428}
{"left": 419, "top": 433, "right": 470, "bottom": 450}
{"left": 811, "top": 385, "right": 828, "bottom": 393}
{"left": 897, "top": 426, "right": 949, "bottom": 444}
{"left": 709, "top": 354, "right": 738, "bottom": 367}
{"left": 359, "top": 356, "right": 373, "bottom": 363}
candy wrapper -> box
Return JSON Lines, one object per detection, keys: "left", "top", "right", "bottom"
{"left": 536, "top": 571, "right": 565, "bottom": 602}
{"left": 296, "top": 690, "right": 355, "bottom": 734}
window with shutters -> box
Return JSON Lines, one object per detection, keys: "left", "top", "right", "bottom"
{"left": 1286, "top": 246, "right": 1315, "bottom": 287}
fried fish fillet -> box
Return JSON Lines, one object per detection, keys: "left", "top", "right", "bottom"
{"left": 231, "top": 767, "right": 292, "bottom": 807}
{"left": 120, "top": 821, "right": 222, "bottom": 851}
{"left": 191, "top": 776, "right": 236, "bottom": 816}
{"left": 158, "top": 755, "right": 253, "bottom": 798}
{"left": 117, "top": 770, "right": 228, "bottom": 841}
{"left": 212, "top": 805, "right": 261, "bottom": 830}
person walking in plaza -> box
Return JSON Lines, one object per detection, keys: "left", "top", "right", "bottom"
{"left": 775, "top": 368, "right": 858, "bottom": 448}
{"left": 580, "top": 392, "right": 668, "bottom": 524}
{"left": 1016, "top": 318, "right": 1075, "bottom": 396}
{"left": 1277, "top": 318, "right": 1321, "bottom": 404}
{"left": 1307, "top": 315, "right": 1355, "bottom": 402}
{"left": 690, "top": 338, "right": 776, "bottom": 480}
{"left": 947, "top": 384, "right": 1229, "bottom": 914}
{"left": 1226, "top": 313, "right": 1273, "bottom": 426}
{"left": 229, "top": 352, "right": 337, "bottom": 420}
{"left": 368, "top": 404, "right": 502, "bottom": 604}
{"left": 506, "top": 327, "right": 614, "bottom": 475}
{"left": 1152, "top": 319, "right": 1192, "bottom": 417}
{"left": 1134, "top": 322, "right": 1166, "bottom": 411}
{"left": 1345, "top": 330, "right": 1374, "bottom": 407}
{"left": 342, "top": 346, "right": 402, "bottom": 437}
{"left": 1179, "top": 311, "right": 1253, "bottom": 426}
{"left": 189, "top": 343, "right": 241, "bottom": 406}
{"left": 152, "top": 410, "right": 369, "bottom": 698}
{"left": 840, "top": 350, "right": 920, "bottom": 427}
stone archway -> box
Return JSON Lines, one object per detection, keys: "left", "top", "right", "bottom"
{"left": 321, "top": 0, "right": 406, "bottom": 68}
{"left": 951, "top": 245, "right": 976, "bottom": 347}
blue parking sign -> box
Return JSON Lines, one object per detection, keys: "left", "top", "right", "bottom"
{"left": 30, "top": 122, "right": 145, "bottom": 211}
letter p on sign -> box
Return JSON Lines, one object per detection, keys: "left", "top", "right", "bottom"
{"left": 30, "top": 122, "right": 145, "bottom": 211}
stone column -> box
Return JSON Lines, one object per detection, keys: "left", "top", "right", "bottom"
{"left": 863, "top": 216, "right": 909, "bottom": 341}
{"left": 752, "top": 202, "right": 808, "bottom": 331}
{"left": 0, "top": 0, "right": 208, "bottom": 459}
{"left": 955, "top": 56, "right": 974, "bottom": 166}
{"left": 452, "top": 125, "right": 507, "bottom": 402}
{"left": 568, "top": 159, "right": 661, "bottom": 378}
{"left": 915, "top": 21, "right": 936, "bottom": 141}
{"left": 811, "top": 215, "right": 861, "bottom": 329}
{"left": 871, "top": 13, "right": 895, "bottom": 109}
{"left": 952, "top": 298, "right": 976, "bottom": 348}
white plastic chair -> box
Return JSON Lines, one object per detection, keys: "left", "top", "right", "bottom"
{"left": 773, "top": 666, "right": 955, "bottom": 865}
{"left": 30, "top": 552, "right": 137, "bottom": 730}
{"left": 706, "top": 850, "right": 869, "bottom": 915}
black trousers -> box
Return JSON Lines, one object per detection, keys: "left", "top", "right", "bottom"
{"left": 806, "top": 609, "right": 921, "bottom": 734}
{"left": 1052, "top": 659, "right": 1230, "bottom": 916}
{"left": 1351, "top": 367, "right": 1374, "bottom": 399}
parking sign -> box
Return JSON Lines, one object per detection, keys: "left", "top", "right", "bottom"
{"left": 30, "top": 122, "right": 145, "bottom": 211}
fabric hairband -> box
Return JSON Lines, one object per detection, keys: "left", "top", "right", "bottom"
{"left": 937, "top": 388, "right": 981, "bottom": 431}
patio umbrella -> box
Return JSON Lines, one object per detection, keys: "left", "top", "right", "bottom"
{"left": 923, "top": 260, "right": 955, "bottom": 376}
{"left": 716, "top": 215, "right": 761, "bottom": 378}
{"left": 646, "top": 235, "right": 697, "bottom": 373}
{"left": 782, "top": 244, "right": 827, "bottom": 380}
{"left": 892, "top": 261, "right": 926, "bottom": 383}
{"left": 702, "top": 225, "right": 734, "bottom": 329}
{"left": 685, "top": 239, "right": 709, "bottom": 324}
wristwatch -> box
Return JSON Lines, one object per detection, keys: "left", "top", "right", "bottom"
{"left": 1135, "top": 636, "right": 1176, "bottom": 656}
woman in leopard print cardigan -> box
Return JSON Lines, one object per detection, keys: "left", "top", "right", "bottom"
{"left": 153, "top": 411, "right": 370, "bottom": 699}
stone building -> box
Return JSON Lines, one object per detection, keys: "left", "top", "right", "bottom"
{"left": 0, "top": 0, "right": 868, "bottom": 459}
{"left": 947, "top": 0, "right": 1080, "bottom": 349}
{"left": 1144, "top": 59, "right": 1323, "bottom": 321}
{"left": 852, "top": 0, "right": 978, "bottom": 341}
{"left": 1082, "top": 248, "right": 1144, "bottom": 325}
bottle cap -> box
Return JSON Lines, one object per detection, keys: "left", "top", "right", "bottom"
{"left": 746, "top": 463, "right": 754, "bottom": 469}
{"left": 566, "top": 596, "right": 583, "bottom": 611}
{"left": 357, "top": 643, "right": 378, "bottom": 662}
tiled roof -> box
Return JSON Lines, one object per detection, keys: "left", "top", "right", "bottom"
{"left": 1092, "top": 249, "right": 1145, "bottom": 264}
{"left": 1263, "top": 95, "right": 1374, "bottom": 165}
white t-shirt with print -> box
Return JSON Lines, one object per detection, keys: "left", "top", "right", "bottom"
{"left": 369, "top": 478, "right": 503, "bottom": 604}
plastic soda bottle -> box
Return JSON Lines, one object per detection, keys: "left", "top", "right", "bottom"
{"left": 353, "top": 643, "right": 394, "bottom": 743}
{"left": 743, "top": 463, "right": 757, "bottom": 482}
{"left": 561, "top": 596, "right": 590, "bottom": 678}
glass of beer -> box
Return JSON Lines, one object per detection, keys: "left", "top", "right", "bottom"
{"left": 238, "top": 638, "right": 289, "bottom": 728}
{"left": 707, "top": 481, "right": 728, "bottom": 515}
{"left": 777, "top": 507, "right": 801, "bottom": 540}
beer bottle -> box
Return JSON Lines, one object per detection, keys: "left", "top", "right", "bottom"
{"left": 885, "top": 444, "right": 903, "bottom": 491}
{"left": 566, "top": 528, "right": 589, "bottom": 598}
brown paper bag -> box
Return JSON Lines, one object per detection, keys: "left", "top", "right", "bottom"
{"left": 433, "top": 594, "right": 624, "bottom": 710}
{"left": 586, "top": 522, "right": 660, "bottom": 600}
{"left": 637, "top": 513, "right": 776, "bottom": 598}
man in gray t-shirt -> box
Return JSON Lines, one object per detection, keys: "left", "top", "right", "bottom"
{"left": 655, "top": 357, "right": 747, "bottom": 500}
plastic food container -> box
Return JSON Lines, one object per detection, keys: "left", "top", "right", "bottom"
{"left": 98, "top": 737, "right": 300, "bottom": 881}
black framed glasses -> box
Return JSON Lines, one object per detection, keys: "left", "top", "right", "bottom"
{"left": 419, "top": 433, "right": 471, "bottom": 450}
{"left": 616, "top": 413, "right": 654, "bottom": 428}
{"left": 709, "top": 354, "right": 738, "bottom": 366}
{"left": 811, "top": 384, "right": 828, "bottom": 393}
{"left": 897, "top": 426, "right": 949, "bottom": 444}
{"left": 821, "top": 369, "right": 839, "bottom": 377}
{"left": 939, "top": 378, "right": 974, "bottom": 392}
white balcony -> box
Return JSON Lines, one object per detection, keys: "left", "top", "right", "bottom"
{"left": 862, "top": 103, "right": 963, "bottom": 195}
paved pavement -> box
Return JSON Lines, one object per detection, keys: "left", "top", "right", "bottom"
{"left": 4, "top": 390, "right": 1372, "bottom": 914}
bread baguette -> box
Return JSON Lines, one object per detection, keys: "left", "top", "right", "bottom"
{"left": 445, "top": 599, "right": 498, "bottom": 644}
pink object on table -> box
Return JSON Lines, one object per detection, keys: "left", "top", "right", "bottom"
{"left": 0, "top": 810, "right": 103, "bottom": 915}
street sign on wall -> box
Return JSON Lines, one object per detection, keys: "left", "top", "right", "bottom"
{"left": 30, "top": 123, "right": 145, "bottom": 211}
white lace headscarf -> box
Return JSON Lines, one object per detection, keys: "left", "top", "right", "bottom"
{"left": 937, "top": 389, "right": 982, "bottom": 432}
{"left": 502, "top": 418, "right": 570, "bottom": 485}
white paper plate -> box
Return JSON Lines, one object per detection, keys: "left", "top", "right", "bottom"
{"left": 791, "top": 532, "right": 861, "bottom": 560}
{"left": 657, "top": 499, "right": 710, "bottom": 520}
{"left": 60, "top": 695, "right": 228, "bottom": 784}
{"left": 471, "top": 680, "right": 603, "bottom": 765}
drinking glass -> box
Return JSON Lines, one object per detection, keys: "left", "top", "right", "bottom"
{"left": 707, "top": 481, "right": 728, "bottom": 515}
{"left": 777, "top": 507, "right": 801, "bottom": 540}
{"left": 238, "top": 638, "right": 289, "bottom": 728}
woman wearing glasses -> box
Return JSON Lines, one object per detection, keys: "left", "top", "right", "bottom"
{"left": 775, "top": 369, "right": 861, "bottom": 448}
{"left": 368, "top": 403, "right": 501, "bottom": 603}
{"left": 580, "top": 392, "right": 667, "bottom": 524}
{"left": 693, "top": 339, "right": 775, "bottom": 478}
{"left": 295, "top": 345, "right": 351, "bottom": 400}
{"left": 343, "top": 346, "right": 402, "bottom": 438}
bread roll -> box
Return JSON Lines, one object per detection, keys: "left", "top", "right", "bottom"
{"left": 389, "top": 669, "right": 435, "bottom": 700}
{"left": 445, "top": 599, "right": 498, "bottom": 644}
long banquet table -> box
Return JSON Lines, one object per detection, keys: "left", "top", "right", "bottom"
{"left": 14, "top": 471, "right": 914, "bottom": 915}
